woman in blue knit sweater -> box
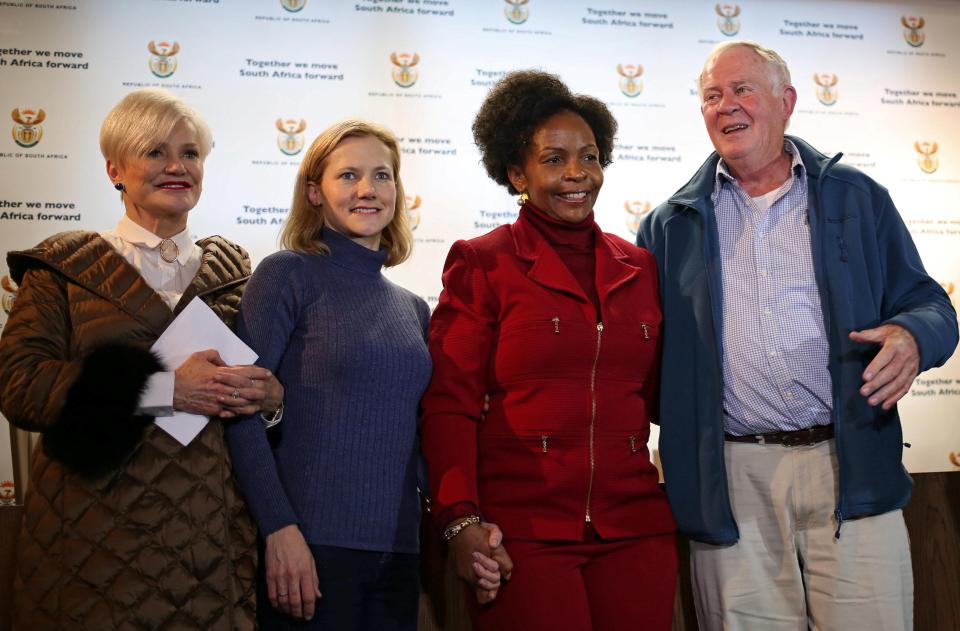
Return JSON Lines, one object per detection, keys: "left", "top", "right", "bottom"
{"left": 225, "top": 120, "right": 432, "bottom": 630}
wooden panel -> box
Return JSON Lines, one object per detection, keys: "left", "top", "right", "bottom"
{"left": 904, "top": 471, "right": 960, "bottom": 631}
{"left": 0, "top": 506, "right": 22, "bottom": 631}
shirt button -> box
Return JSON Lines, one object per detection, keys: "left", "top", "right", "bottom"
{"left": 785, "top": 391, "right": 794, "bottom": 399}
{"left": 759, "top": 270, "right": 768, "bottom": 277}
{"left": 763, "top": 308, "right": 772, "bottom": 315}
{"left": 768, "top": 350, "right": 777, "bottom": 357}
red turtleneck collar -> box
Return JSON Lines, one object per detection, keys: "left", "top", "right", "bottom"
{"left": 520, "top": 202, "right": 595, "bottom": 251}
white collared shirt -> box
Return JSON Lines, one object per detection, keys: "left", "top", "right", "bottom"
{"left": 100, "top": 215, "right": 202, "bottom": 310}
{"left": 712, "top": 140, "right": 833, "bottom": 435}
{"left": 100, "top": 215, "right": 203, "bottom": 415}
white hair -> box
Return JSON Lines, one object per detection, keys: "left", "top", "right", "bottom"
{"left": 698, "top": 40, "right": 792, "bottom": 95}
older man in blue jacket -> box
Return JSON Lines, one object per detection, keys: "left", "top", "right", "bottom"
{"left": 637, "top": 40, "right": 957, "bottom": 630}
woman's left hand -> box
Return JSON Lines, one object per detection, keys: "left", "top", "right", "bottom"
{"left": 212, "top": 366, "right": 283, "bottom": 418}
{"left": 474, "top": 522, "right": 513, "bottom": 604}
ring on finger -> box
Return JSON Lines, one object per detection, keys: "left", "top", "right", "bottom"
{"left": 232, "top": 388, "right": 240, "bottom": 399}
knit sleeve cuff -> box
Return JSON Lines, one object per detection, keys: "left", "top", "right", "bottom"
{"left": 243, "top": 478, "right": 301, "bottom": 538}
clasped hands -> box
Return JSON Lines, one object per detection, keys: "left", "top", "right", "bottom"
{"left": 449, "top": 521, "right": 514, "bottom": 604}
{"left": 173, "top": 349, "right": 283, "bottom": 418}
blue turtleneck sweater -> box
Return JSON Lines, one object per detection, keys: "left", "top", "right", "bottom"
{"left": 225, "top": 228, "right": 432, "bottom": 553}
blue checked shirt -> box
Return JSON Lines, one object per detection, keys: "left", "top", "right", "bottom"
{"left": 714, "top": 140, "right": 833, "bottom": 435}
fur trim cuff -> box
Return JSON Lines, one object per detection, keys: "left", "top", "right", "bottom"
{"left": 43, "top": 343, "right": 164, "bottom": 477}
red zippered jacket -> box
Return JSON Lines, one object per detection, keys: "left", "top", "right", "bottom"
{"left": 421, "top": 212, "right": 676, "bottom": 542}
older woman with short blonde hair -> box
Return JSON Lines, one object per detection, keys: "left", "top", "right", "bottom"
{"left": 0, "top": 87, "right": 279, "bottom": 630}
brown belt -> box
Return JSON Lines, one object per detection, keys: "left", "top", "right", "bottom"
{"left": 724, "top": 424, "right": 834, "bottom": 447}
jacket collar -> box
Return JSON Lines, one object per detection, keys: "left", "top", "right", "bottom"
{"left": 8, "top": 231, "right": 249, "bottom": 335}
{"left": 787, "top": 135, "right": 842, "bottom": 182}
{"left": 669, "top": 134, "right": 843, "bottom": 212}
{"left": 173, "top": 235, "right": 250, "bottom": 316}
{"left": 510, "top": 210, "right": 639, "bottom": 307}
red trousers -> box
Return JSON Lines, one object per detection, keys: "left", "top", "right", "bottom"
{"left": 467, "top": 530, "right": 677, "bottom": 631}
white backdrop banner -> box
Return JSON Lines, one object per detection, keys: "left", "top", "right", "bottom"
{"left": 1, "top": 0, "right": 958, "bottom": 494}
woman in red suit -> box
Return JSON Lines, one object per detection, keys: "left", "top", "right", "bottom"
{"left": 421, "top": 71, "right": 677, "bottom": 630}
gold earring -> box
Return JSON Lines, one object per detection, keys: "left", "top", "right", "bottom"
{"left": 517, "top": 191, "right": 530, "bottom": 207}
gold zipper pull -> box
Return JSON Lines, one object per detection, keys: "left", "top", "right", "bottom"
{"left": 641, "top": 323, "right": 650, "bottom": 340}
{"left": 541, "top": 434, "right": 549, "bottom": 453}
{"left": 628, "top": 435, "right": 638, "bottom": 454}
{"left": 552, "top": 316, "right": 560, "bottom": 334}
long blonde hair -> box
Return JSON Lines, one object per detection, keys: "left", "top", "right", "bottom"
{"left": 281, "top": 120, "right": 412, "bottom": 267}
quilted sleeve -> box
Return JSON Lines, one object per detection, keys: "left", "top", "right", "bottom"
{"left": 0, "top": 266, "right": 82, "bottom": 431}
{"left": 0, "top": 267, "right": 164, "bottom": 476}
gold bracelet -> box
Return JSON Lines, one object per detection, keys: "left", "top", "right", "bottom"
{"left": 442, "top": 515, "right": 481, "bottom": 542}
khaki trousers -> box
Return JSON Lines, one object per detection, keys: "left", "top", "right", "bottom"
{"left": 690, "top": 439, "right": 913, "bottom": 631}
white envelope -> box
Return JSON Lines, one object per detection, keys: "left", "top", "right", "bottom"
{"left": 150, "top": 297, "right": 258, "bottom": 446}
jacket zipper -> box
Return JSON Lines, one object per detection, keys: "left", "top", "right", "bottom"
{"left": 813, "top": 154, "right": 846, "bottom": 537}
{"left": 640, "top": 323, "right": 650, "bottom": 339}
{"left": 698, "top": 206, "right": 736, "bottom": 534}
{"left": 585, "top": 322, "right": 604, "bottom": 522}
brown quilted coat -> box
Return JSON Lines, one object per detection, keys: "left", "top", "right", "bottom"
{"left": 0, "top": 231, "right": 258, "bottom": 630}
